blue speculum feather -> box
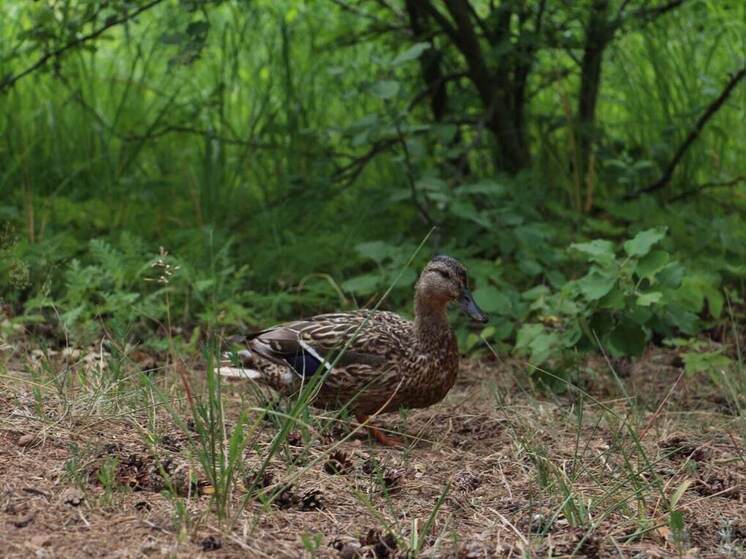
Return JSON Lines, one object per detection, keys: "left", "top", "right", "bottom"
{"left": 285, "top": 350, "right": 321, "bottom": 378}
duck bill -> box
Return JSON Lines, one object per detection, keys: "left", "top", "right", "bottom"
{"left": 459, "top": 290, "right": 488, "bottom": 323}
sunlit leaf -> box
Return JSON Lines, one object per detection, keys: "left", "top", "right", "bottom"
{"left": 390, "top": 42, "right": 430, "bottom": 66}
{"left": 577, "top": 269, "right": 617, "bottom": 301}
{"left": 623, "top": 227, "right": 667, "bottom": 257}
{"left": 370, "top": 80, "right": 399, "bottom": 99}
{"left": 473, "top": 286, "right": 510, "bottom": 314}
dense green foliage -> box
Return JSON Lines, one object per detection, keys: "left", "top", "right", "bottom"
{"left": 1, "top": 0, "right": 744, "bottom": 372}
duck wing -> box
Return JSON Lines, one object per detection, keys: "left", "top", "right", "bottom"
{"left": 246, "top": 311, "right": 405, "bottom": 379}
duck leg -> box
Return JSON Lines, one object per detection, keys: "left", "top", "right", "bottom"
{"left": 356, "top": 415, "right": 404, "bottom": 447}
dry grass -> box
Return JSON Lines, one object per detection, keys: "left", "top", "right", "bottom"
{"left": 0, "top": 342, "right": 744, "bottom": 558}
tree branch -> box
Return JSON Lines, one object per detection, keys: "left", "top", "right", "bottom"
{"left": 669, "top": 175, "right": 746, "bottom": 203}
{"left": 626, "top": 66, "right": 746, "bottom": 199}
{"left": 1, "top": 0, "right": 166, "bottom": 94}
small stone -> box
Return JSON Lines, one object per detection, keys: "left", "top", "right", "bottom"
{"left": 17, "top": 434, "right": 35, "bottom": 447}
{"left": 29, "top": 534, "right": 50, "bottom": 548}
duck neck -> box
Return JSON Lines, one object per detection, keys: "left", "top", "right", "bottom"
{"left": 413, "top": 291, "right": 451, "bottom": 344}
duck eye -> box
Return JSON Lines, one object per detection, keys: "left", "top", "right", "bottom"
{"left": 434, "top": 269, "right": 451, "bottom": 280}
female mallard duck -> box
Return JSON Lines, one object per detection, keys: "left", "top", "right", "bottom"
{"left": 218, "top": 255, "right": 487, "bottom": 446}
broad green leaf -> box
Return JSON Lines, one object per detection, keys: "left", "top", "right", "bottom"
{"left": 390, "top": 42, "right": 430, "bottom": 65}
{"left": 449, "top": 200, "right": 492, "bottom": 229}
{"left": 599, "top": 288, "right": 625, "bottom": 310}
{"left": 606, "top": 319, "right": 646, "bottom": 357}
{"left": 636, "top": 291, "right": 662, "bottom": 306}
{"left": 493, "top": 320, "right": 513, "bottom": 340}
{"left": 529, "top": 333, "right": 559, "bottom": 365}
{"left": 458, "top": 180, "right": 506, "bottom": 196}
{"left": 355, "top": 241, "right": 394, "bottom": 263}
{"left": 623, "top": 227, "right": 667, "bottom": 257}
{"left": 703, "top": 286, "right": 724, "bottom": 318}
{"left": 627, "top": 304, "right": 653, "bottom": 325}
{"left": 570, "top": 239, "right": 615, "bottom": 264}
{"left": 515, "top": 323, "right": 544, "bottom": 350}
{"left": 664, "top": 305, "right": 700, "bottom": 335}
{"left": 657, "top": 263, "right": 685, "bottom": 288}
{"left": 522, "top": 285, "right": 550, "bottom": 301}
{"left": 341, "top": 274, "right": 379, "bottom": 295}
{"left": 681, "top": 350, "right": 732, "bottom": 374}
{"left": 577, "top": 269, "right": 617, "bottom": 301}
{"left": 370, "top": 80, "right": 399, "bottom": 99}
{"left": 518, "top": 259, "right": 543, "bottom": 277}
{"left": 473, "top": 286, "right": 511, "bottom": 314}
{"left": 636, "top": 250, "right": 670, "bottom": 279}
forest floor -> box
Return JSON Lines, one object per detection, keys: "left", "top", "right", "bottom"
{"left": 0, "top": 342, "right": 744, "bottom": 558}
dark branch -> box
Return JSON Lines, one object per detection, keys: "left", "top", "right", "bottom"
{"left": 626, "top": 66, "right": 746, "bottom": 199}
{"left": 669, "top": 176, "right": 746, "bottom": 203}
{"left": 1, "top": 0, "right": 166, "bottom": 94}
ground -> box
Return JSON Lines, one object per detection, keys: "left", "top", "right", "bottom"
{"left": 0, "top": 343, "right": 744, "bottom": 558}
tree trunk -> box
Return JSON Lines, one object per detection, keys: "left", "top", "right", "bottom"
{"left": 577, "top": 0, "right": 611, "bottom": 190}
{"left": 405, "top": 0, "right": 471, "bottom": 177}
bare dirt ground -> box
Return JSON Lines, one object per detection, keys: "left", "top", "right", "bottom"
{"left": 1, "top": 346, "right": 744, "bottom": 558}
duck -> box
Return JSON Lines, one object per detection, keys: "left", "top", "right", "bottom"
{"left": 218, "top": 255, "right": 488, "bottom": 446}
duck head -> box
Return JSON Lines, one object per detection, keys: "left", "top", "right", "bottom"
{"left": 415, "top": 255, "right": 488, "bottom": 323}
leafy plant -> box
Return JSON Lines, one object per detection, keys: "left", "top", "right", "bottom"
{"left": 515, "top": 227, "right": 725, "bottom": 367}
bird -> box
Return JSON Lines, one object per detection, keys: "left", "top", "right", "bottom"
{"left": 218, "top": 255, "right": 488, "bottom": 446}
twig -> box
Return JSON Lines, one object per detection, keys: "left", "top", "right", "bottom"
{"left": 626, "top": 66, "right": 746, "bottom": 199}
{"left": 639, "top": 369, "right": 685, "bottom": 440}
{"left": 0, "top": 0, "right": 166, "bottom": 94}
{"left": 669, "top": 175, "right": 746, "bottom": 202}
{"left": 388, "top": 103, "right": 436, "bottom": 227}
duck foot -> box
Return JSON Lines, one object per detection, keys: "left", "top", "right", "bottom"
{"left": 356, "top": 415, "right": 404, "bottom": 447}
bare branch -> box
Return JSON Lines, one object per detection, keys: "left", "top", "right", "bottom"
{"left": 670, "top": 176, "right": 746, "bottom": 202}
{"left": 626, "top": 66, "right": 746, "bottom": 199}
{"left": 1, "top": 0, "right": 166, "bottom": 94}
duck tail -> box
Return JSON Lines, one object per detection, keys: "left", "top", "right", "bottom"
{"left": 216, "top": 366, "right": 262, "bottom": 380}
{"left": 216, "top": 349, "right": 262, "bottom": 380}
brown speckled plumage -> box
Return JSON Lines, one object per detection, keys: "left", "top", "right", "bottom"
{"left": 219, "top": 255, "right": 487, "bottom": 420}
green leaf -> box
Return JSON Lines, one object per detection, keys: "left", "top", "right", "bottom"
{"left": 669, "top": 510, "right": 685, "bottom": 537}
{"left": 515, "top": 323, "right": 544, "bottom": 350}
{"left": 390, "top": 42, "right": 430, "bottom": 65}
{"left": 636, "top": 250, "right": 670, "bottom": 279}
{"left": 664, "top": 305, "right": 700, "bottom": 335}
{"left": 570, "top": 239, "right": 615, "bottom": 264}
{"left": 657, "top": 263, "right": 685, "bottom": 288}
{"left": 355, "top": 241, "right": 394, "bottom": 263}
{"left": 370, "top": 80, "right": 400, "bottom": 99}
{"left": 636, "top": 291, "right": 662, "bottom": 306}
{"left": 515, "top": 324, "right": 558, "bottom": 365}
{"left": 577, "top": 269, "right": 617, "bottom": 301}
{"left": 449, "top": 201, "right": 492, "bottom": 229}
{"left": 518, "top": 259, "right": 543, "bottom": 277}
{"left": 681, "top": 350, "right": 732, "bottom": 374}
{"left": 606, "top": 319, "right": 646, "bottom": 357}
{"left": 670, "top": 479, "right": 692, "bottom": 510}
{"left": 473, "top": 286, "right": 511, "bottom": 314}
{"left": 705, "top": 288, "right": 724, "bottom": 319}
{"left": 623, "top": 227, "right": 667, "bottom": 257}
{"left": 458, "top": 180, "right": 506, "bottom": 196}
{"left": 341, "top": 274, "right": 379, "bottom": 295}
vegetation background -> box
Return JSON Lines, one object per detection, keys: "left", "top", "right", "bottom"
{"left": 1, "top": 0, "right": 744, "bottom": 367}
{"left": 0, "top": 1, "right": 744, "bottom": 557}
